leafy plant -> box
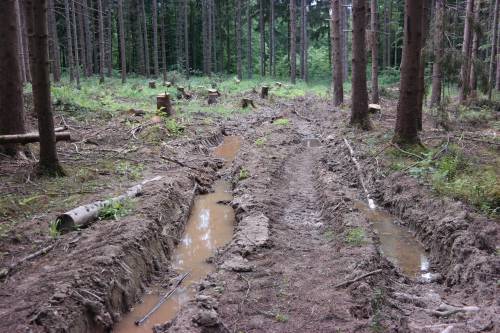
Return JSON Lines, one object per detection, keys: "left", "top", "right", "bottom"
{"left": 345, "top": 227, "right": 365, "bottom": 246}
{"left": 275, "top": 313, "right": 288, "bottom": 323}
{"left": 255, "top": 137, "right": 267, "bottom": 147}
{"left": 48, "top": 219, "right": 61, "bottom": 238}
{"left": 239, "top": 168, "right": 250, "bottom": 180}
{"left": 273, "top": 118, "right": 290, "bottom": 126}
{"left": 165, "top": 118, "right": 185, "bottom": 136}
{"left": 115, "top": 161, "right": 144, "bottom": 180}
{"left": 98, "top": 199, "right": 134, "bottom": 221}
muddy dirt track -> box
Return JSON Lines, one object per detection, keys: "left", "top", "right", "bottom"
{"left": 0, "top": 96, "right": 498, "bottom": 333}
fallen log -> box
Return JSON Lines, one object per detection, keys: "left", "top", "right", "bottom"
{"left": 56, "top": 176, "right": 163, "bottom": 232}
{"left": 0, "top": 132, "right": 71, "bottom": 145}
{"left": 135, "top": 272, "right": 190, "bottom": 326}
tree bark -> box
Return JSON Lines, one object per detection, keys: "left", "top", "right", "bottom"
{"left": 247, "top": 1, "right": 253, "bottom": 79}
{"left": 136, "top": 0, "right": 146, "bottom": 75}
{"left": 64, "top": 0, "right": 75, "bottom": 82}
{"left": 83, "top": 0, "right": 93, "bottom": 77}
{"left": 15, "top": 0, "right": 26, "bottom": 83}
{"left": 300, "top": 0, "right": 305, "bottom": 79}
{"left": 290, "top": 0, "right": 297, "bottom": 84}
{"left": 331, "top": 0, "right": 344, "bottom": 106}
{"left": 237, "top": 0, "right": 243, "bottom": 80}
{"left": 0, "top": 0, "right": 26, "bottom": 156}
{"left": 416, "top": 0, "right": 430, "bottom": 131}
{"left": 342, "top": 0, "right": 348, "bottom": 81}
{"left": 488, "top": 0, "right": 499, "bottom": 99}
{"left": 371, "top": 0, "right": 379, "bottom": 103}
{"left": 48, "top": 0, "right": 61, "bottom": 82}
{"left": 259, "top": 0, "right": 265, "bottom": 76}
{"left": 97, "top": 0, "right": 105, "bottom": 83}
{"left": 184, "top": 0, "right": 189, "bottom": 76}
{"left": 19, "top": 1, "right": 32, "bottom": 82}
{"left": 270, "top": 0, "right": 275, "bottom": 77}
{"left": 105, "top": 1, "right": 112, "bottom": 77}
{"left": 470, "top": 0, "right": 481, "bottom": 94}
{"left": 152, "top": 0, "right": 159, "bottom": 77}
{"left": 350, "top": 0, "right": 370, "bottom": 129}
{"left": 77, "top": 1, "right": 87, "bottom": 78}
{"left": 71, "top": 0, "right": 81, "bottom": 89}
{"left": 141, "top": 0, "right": 150, "bottom": 77}
{"left": 430, "top": 0, "right": 444, "bottom": 107}
{"left": 118, "top": 0, "right": 126, "bottom": 83}
{"left": 394, "top": 0, "right": 423, "bottom": 145}
{"left": 459, "top": 0, "right": 475, "bottom": 103}
{"left": 160, "top": 0, "right": 167, "bottom": 82}
{"left": 25, "top": 0, "right": 64, "bottom": 175}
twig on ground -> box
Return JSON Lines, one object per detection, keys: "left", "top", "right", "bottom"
{"left": 390, "top": 143, "right": 425, "bottom": 160}
{"left": 334, "top": 269, "right": 383, "bottom": 289}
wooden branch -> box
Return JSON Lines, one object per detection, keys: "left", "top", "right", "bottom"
{"left": 135, "top": 272, "right": 190, "bottom": 326}
{"left": 56, "top": 176, "right": 163, "bottom": 232}
{"left": 0, "top": 132, "right": 71, "bottom": 144}
{"left": 334, "top": 269, "right": 383, "bottom": 289}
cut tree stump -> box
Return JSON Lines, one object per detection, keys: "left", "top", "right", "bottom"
{"left": 149, "top": 81, "right": 157, "bottom": 89}
{"left": 56, "top": 176, "right": 163, "bottom": 232}
{"left": 0, "top": 132, "right": 71, "bottom": 145}
{"left": 368, "top": 104, "right": 381, "bottom": 114}
{"left": 176, "top": 86, "right": 192, "bottom": 100}
{"left": 241, "top": 98, "right": 256, "bottom": 109}
{"left": 275, "top": 82, "right": 283, "bottom": 87}
{"left": 164, "top": 81, "right": 172, "bottom": 87}
{"left": 207, "top": 89, "right": 220, "bottom": 105}
{"left": 157, "top": 93, "right": 173, "bottom": 116}
{"left": 261, "top": 86, "right": 270, "bottom": 99}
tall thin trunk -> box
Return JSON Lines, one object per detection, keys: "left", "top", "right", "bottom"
{"left": 290, "top": 0, "right": 297, "bottom": 83}
{"left": 136, "top": 0, "right": 145, "bottom": 74}
{"left": 64, "top": 0, "right": 75, "bottom": 82}
{"left": 48, "top": 0, "right": 61, "bottom": 82}
{"left": 371, "top": 0, "right": 379, "bottom": 103}
{"left": 350, "top": 0, "right": 370, "bottom": 129}
{"left": 394, "top": 0, "right": 424, "bottom": 145}
{"left": 160, "top": 0, "right": 167, "bottom": 82}
{"left": 97, "top": 0, "right": 105, "bottom": 82}
{"left": 0, "top": 0, "right": 26, "bottom": 156}
{"left": 300, "top": 0, "right": 305, "bottom": 79}
{"left": 225, "top": 0, "right": 231, "bottom": 73}
{"left": 152, "top": 0, "right": 159, "bottom": 77}
{"left": 416, "top": 0, "right": 430, "bottom": 131}
{"left": 259, "top": 0, "right": 265, "bottom": 76}
{"left": 470, "top": 0, "right": 481, "bottom": 94}
{"left": 141, "top": 0, "right": 150, "bottom": 77}
{"left": 84, "top": 0, "right": 93, "bottom": 76}
{"left": 15, "top": 0, "right": 26, "bottom": 83}
{"left": 247, "top": 1, "right": 253, "bottom": 79}
{"left": 77, "top": 2, "right": 87, "bottom": 78}
{"left": 71, "top": 0, "right": 81, "bottom": 89}
{"left": 430, "top": 0, "right": 444, "bottom": 107}
{"left": 496, "top": 30, "right": 500, "bottom": 90}
{"left": 270, "top": 0, "right": 275, "bottom": 77}
{"left": 184, "top": 0, "right": 189, "bottom": 76}
{"left": 237, "top": 0, "right": 243, "bottom": 80}
{"left": 26, "top": 0, "right": 64, "bottom": 175}
{"left": 118, "top": 0, "right": 126, "bottom": 83}
{"left": 212, "top": 0, "right": 217, "bottom": 72}
{"left": 342, "top": 0, "right": 348, "bottom": 80}
{"left": 20, "top": 1, "right": 32, "bottom": 82}
{"left": 106, "top": 2, "right": 112, "bottom": 77}
{"left": 331, "top": 0, "right": 344, "bottom": 106}
{"left": 202, "top": 0, "right": 209, "bottom": 74}
{"left": 459, "top": 0, "right": 475, "bottom": 103}
{"left": 488, "top": 0, "right": 499, "bottom": 99}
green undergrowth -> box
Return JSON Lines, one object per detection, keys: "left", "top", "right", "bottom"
{"left": 345, "top": 227, "right": 365, "bottom": 246}
{"left": 386, "top": 143, "right": 499, "bottom": 216}
{"left": 98, "top": 199, "right": 135, "bottom": 221}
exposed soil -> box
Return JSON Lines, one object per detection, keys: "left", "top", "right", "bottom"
{"left": 0, "top": 94, "right": 498, "bottom": 333}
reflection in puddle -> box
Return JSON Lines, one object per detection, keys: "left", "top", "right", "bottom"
{"left": 113, "top": 136, "right": 240, "bottom": 333}
{"left": 354, "top": 201, "right": 431, "bottom": 279}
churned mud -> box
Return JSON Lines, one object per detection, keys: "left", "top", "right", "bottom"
{"left": 0, "top": 95, "right": 498, "bottom": 333}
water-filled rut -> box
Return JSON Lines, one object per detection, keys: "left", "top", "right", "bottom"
{"left": 113, "top": 136, "right": 241, "bottom": 333}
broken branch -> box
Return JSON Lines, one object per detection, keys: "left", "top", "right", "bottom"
{"left": 0, "top": 132, "right": 71, "bottom": 145}
{"left": 334, "top": 269, "right": 383, "bottom": 289}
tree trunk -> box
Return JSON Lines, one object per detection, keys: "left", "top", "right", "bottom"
{"left": 371, "top": 0, "right": 379, "bottom": 103}
{"left": 0, "top": 0, "right": 26, "bottom": 156}
{"left": 350, "top": 0, "right": 370, "bottom": 129}
{"left": 64, "top": 0, "right": 75, "bottom": 82}
{"left": 259, "top": 0, "right": 265, "bottom": 76}
{"left": 416, "top": 0, "right": 430, "bottom": 131}
{"left": 152, "top": 0, "right": 159, "bottom": 77}
{"left": 48, "top": 0, "right": 61, "bottom": 82}
{"left": 136, "top": 0, "right": 145, "bottom": 75}
{"left": 469, "top": 0, "right": 481, "bottom": 94}
{"left": 141, "top": 0, "right": 150, "bottom": 77}
{"left": 20, "top": 1, "right": 32, "bottom": 82}
{"left": 496, "top": 30, "right": 500, "bottom": 90}
{"left": 342, "top": 0, "right": 348, "bottom": 81}
{"left": 270, "top": 0, "right": 275, "bottom": 77}
{"left": 77, "top": 1, "right": 87, "bottom": 78}
{"left": 459, "top": 0, "right": 475, "bottom": 103}
{"left": 202, "top": 0, "right": 209, "bottom": 75}
{"left": 488, "top": 0, "right": 499, "bottom": 99}
{"left": 184, "top": 0, "right": 189, "bottom": 76}
{"left": 430, "top": 0, "right": 444, "bottom": 107}
{"left": 237, "top": 0, "right": 243, "bottom": 80}
{"left": 118, "top": 0, "right": 126, "bottom": 83}
{"left": 247, "top": 1, "right": 253, "bottom": 79}
{"left": 84, "top": 0, "right": 93, "bottom": 77}
{"left": 304, "top": 2, "right": 309, "bottom": 82}
{"left": 16, "top": 0, "right": 26, "bottom": 83}
{"left": 97, "top": 0, "right": 105, "bottom": 83}
{"left": 160, "top": 0, "right": 167, "bottom": 82}
{"left": 393, "top": 0, "right": 423, "bottom": 145}
{"left": 106, "top": 2, "right": 112, "bottom": 77}
{"left": 71, "top": 0, "right": 81, "bottom": 89}
{"left": 331, "top": 0, "right": 344, "bottom": 106}
{"left": 300, "top": 0, "right": 305, "bottom": 79}
{"left": 290, "top": 0, "right": 297, "bottom": 84}
{"left": 25, "top": 0, "right": 64, "bottom": 176}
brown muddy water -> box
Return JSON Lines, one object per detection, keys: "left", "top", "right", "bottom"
{"left": 113, "top": 137, "right": 241, "bottom": 333}
{"left": 354, "top": 201, "right": 431, "bottom": 279}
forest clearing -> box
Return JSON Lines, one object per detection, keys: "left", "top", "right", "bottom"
{"left": 0, "top": 0, "right": 499, "bottom": 332}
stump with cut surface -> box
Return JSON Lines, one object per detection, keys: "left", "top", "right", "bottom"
{"left": 241, "top": 98, "right": 256, "bottom": 109}
{"left": 207, "top": 89, "right": 220, "bottom": 105}
{"left": 164, "top": 81, "right": 172, "bottom": 87}
{"left": 157, "top": 93, "right": 173, "bottom": 116}
{"left": 149, "top": 81, "right": 157, "bottom": 89}
{"left": 261, "top": 86, "right": 270, "bottom": 99}
{"left": 176, "top": 86, "right": 192, "bottom": 100}
{"left": 368, "top": 104, "right": 381, "bottom": 114}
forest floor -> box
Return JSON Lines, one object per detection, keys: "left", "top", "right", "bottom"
{"left": 0, "top": 76, "right": 498, "bottom": 333}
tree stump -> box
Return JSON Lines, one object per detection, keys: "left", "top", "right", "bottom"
{"left": 207, "top": 89, "right": 221, "bottom": 105}
{"left": 157, "top": 93, "right": 173, "bottom": 116}
{"left": 176, "top": 86, "right": 192, "bottom": 100}
{"left": 368, "top": 104, "right": 381, "bottom": 114}
{"left": 149, "top": 81, "right": 157, "bottom": 89}
{"left": 241, "top": 98, "right": 256, "bottom": 109}
{"left": 275, "top": 82, "right": 283, "bottom": 87}
{"left": 164, "top": 81, "right": 172, "bottom": 87}
{"left": 261, "top": 86, "right": 270, "bottom": 99}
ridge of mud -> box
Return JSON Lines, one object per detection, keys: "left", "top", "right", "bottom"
{"left": 0, "top": 130, "right": 225, "bottom": 333}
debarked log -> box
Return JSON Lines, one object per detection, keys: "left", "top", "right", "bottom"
{"left": 0, "top": 132, "right": 71, "bottom": 145}
{"left": 56, "top": 176, "right": 163, "bottom": 232}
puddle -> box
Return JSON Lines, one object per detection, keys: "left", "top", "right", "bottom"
{"left": 113, "top": 137, "right": 240, "bottom": 333}
{"left": 354, "top": 201, "right": 431, "bottom": 279}
{"left": 302, "top": 137, "right": 322, "bottom": 148}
